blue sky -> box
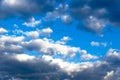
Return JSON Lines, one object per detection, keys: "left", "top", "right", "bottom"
{"left": 0, "top": 0, "right": 120, "bottom": 80}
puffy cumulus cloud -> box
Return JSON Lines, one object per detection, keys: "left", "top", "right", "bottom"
{"left": 23, "top": 27, "right": 53, "bottom": 38}
{"left": 106, "top": 48, "right": 120, "bottom": 65}
{"left": 80, "top": 50, "right": 98, "bottom": 60}
{"left": 0, "top": 35, "right": 24, "bottom": 54}
{"left": 0, "top": 54, "right": 61, "bottom": 80}
{"left": 44, "top": 3, "right": 72, "bottom": 24}
{"left": 77, "top": 16, "right": 105, "bottom": 34}
{"left": 24, "top": 31, "right": 40, "bottom": 39}
{"left": 69, "top": 0, "right": 120, "bottom": 33}
{"left": 22, "top": 17, "right": 41, "bottom": 27}
{"left": 0, "top": 27, "right": 7, "bottom": 34}
{"left": 0, "top": 35, "right": 24, "bottom": 44}
{"left": 40, "top": 27, "right": 53, "bottom": 37}
{"left": 0, "top": 0, "right": 58, "bottom": 19}
{"left": 104, "top": 70, "right": 120, "bottom": 80}
{"left": 22, "top": 38, "right": 80, "bottom": 57}
{"left": 42, "top": 55, "right": 94, "bottom": 74}
{"left": 13, "top": 54, "right": 35, "bottom": 62}
{"left": 56, "top": 36, "right": 71, "bottom": 45}
{"left": 0, "top": 48, "right": 120, "bottom": 79}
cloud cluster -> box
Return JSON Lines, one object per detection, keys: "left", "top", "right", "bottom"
{"left": 0, "top": 27, "right": 119, "bottom": 80}
{"left": 0, "top": 48, "right": 120, "bottom": 80}
{"left": 69, "top": 0, "right": 120, "bottom": 33}
{"left": 22, "top": 17, "right": 41, "bottom": 27}
{"left": 1, "top": 0, "right": 120, "bottom": 34}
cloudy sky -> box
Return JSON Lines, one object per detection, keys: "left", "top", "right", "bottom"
{"left": 0, "top": 0, "right": 120, "bottom": 80}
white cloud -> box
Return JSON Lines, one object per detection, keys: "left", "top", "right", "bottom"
{"left": 13, "top": 54, "right": 35, "bottom": 62}
{"left": 41, "top": 27, "right": 53, "bottom": 37}
{"left": 104, "top": 71, "right": 114, "bottom": 80}
{"left": 56, "top": 36, "right": 71, "bottom": 45}
{"left": 22, "top": 17, "right": 41, "bottom": 27}
{"left": 80, "top": 50, "right": 98, "bottom": 60}
{"left": 106, "top": 48, "right": 120, "bottom": 58}
{"left": 2, "top": 0, "right": 21, "bottom": 6}
{"left": 90, "top": 41, "right": 100, "bottom": 47}
{"left": 61, "top": 14, "right": 72, "bottom": 24}
{"left": 61, "top": 36, "right": 71, "bottom": 42}
{"left": 42, "top": 55, "right": 94, "bottom": 74}
{"left": 80, "top": 53, "right": 98, "bottom": 60}
{"left": 0, "top": 28, "right": 7, "bottom": 34}
{"left": 0, "top": 35, "right": 24, "bottom": 44}
{"left": 90, "top": 41, "right": 109, "bottom": 47}
{"left": 25, "top": 31, "right": 39, "bottom": 39}
{"left": 86, "top": 16, "right": 105, "bottom": 33}
{"left": 22, "top": 38, "right": 80, "bottom": 57}
{"left": 0, "top": 35, "right": 24, "bottom": 54}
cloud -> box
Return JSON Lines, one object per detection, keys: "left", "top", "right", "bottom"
{"left": 104, "top": 71, "right": 114, "bottom": 80}
{"left": 56, "top": 36, "right": 71, "bottom": 45}
{"left": 0, "top": 54, "right": 60, "bottom": 79}
{"left": 0, "top": 25, "right": 119, "bottom": 79}
{"left": 24, "top": 31, "right": 40, "bottom": 39}
{"left": 90, "top": 41, "right": 100, "bottom": 47}
{"left": 0, "top": 47, "right": 120, "bottom": 79}
{"left": 80, "top": 50, "right": 98, "bottom": 60}
{"left": 69, "top": 0, "right": 120, "bottom": 33}
{"left": 0, "top": 35, "right": 24, "bottom": 54}
{"left": 61, "top": 14, "right": 72, "bottom": 24}
{"left": 22, "top": 38, "right": 80, "bottom": 57}
{"left": 0, "top": 0, "right": 56, "bottom": 19}
{"left": 13, "top": 54, "right": 35, "bottom": 62}
{"left": 0, "top": 27, "right": 7, "bottom": 34}
{"left": 42, "top": 55, "right": 94, "bottom": 74}
{"left": 22, "top": 17, "right": 41, "bottom": 27}
{"left": 90, "top": 41, "right": 110, "bottom": 47}
{"left": 40, "top": 27, "right": 53, "bottom": 37}
{"left": 77, "top": 16, "right": 105, "bottom": 34}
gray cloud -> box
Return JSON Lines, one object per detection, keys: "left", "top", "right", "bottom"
{"left": 0, "top": 48, "right": 119, "bottom": 80}
{"left": 0, "top": 0, "right": 58, "bottom": 19}
{"left": 69, "top": 0, "right": 120, "bottom": 33}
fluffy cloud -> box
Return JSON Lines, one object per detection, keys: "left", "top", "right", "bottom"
{"left": 0, "top": 35, "right": 24, "bottom": 54}
{"left": 0, "top": 28, "right": 7, "bottom": 34}
{"left": 41, "top": 27, "right": 53, "bottom": 37}
{"left": 56, "top": 36, "right": 71, "bottom": 45}
{"left": 42, "top": 55, "right": 94, "bottom": 74}
{"left": 22, "top": 38, "right": 80, "bottom": 57}
{"left": 80, "top": 50, "right": 98, "bottom": 60}
{"left": 22, "top": 17, "right": 41, "bottom": 27}
{"left": 24, "top": 31, "right": 40, "bottom": 39}
{"left": 0, "top": 46, "right": 120, "bottom": 80}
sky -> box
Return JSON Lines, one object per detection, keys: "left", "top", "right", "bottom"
{"left": 0, "top": 0, "right": 120, "bottom": 80}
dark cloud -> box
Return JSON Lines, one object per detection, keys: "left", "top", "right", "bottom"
{"left": 0, "top": 0, "right": 58, "bottom": 19}
{"left": 0, "top": 54, "right": 61, "bottom": 80}
{"left": 69, "top": 0, "right": 120, "bottom": 33}
{"left": 0, "top": 48, "right": 120, "bottom": 80}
